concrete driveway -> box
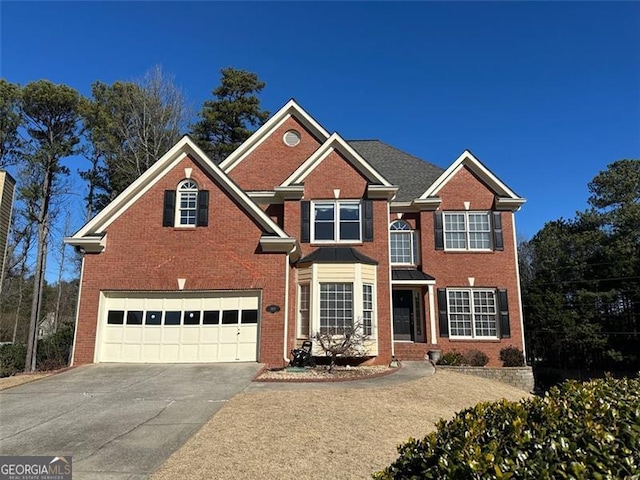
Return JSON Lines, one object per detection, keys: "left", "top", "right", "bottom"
{"left": 0, "top": 363, "right": 261, "bottom": 480}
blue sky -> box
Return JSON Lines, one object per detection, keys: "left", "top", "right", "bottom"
{"left": 1, "top": 1, "right": 639, "bottom": 273}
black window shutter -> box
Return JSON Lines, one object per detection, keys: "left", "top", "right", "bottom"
{"left": 493, "top": 211, "right": 504, "bottom": 251}
{"left": 437, "top": 288, "right": 449, "bottom": 337}
{"left": 163, "top": 190, "right": 176, "bottom": 227}
{"left": 301, "top": 201, "right": 310, "bottom": 243}
{"left": 197, "top": 190, "right": 209, "bottom": 227}
{"left": 498, "top": 289, "right": 511, "bottom": 338}
{"left": 363, "top": 200, "right": 374, "bottom": 242}
{"left": 434, "top": 212, "right": 444, "bottom": 250}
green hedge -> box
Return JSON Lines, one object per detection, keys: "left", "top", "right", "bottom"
{"left": 0, "top": 343, "right": 27, "bottom": 378}
{"left": 374, "top": 376, "right": 640, "bottom": 479}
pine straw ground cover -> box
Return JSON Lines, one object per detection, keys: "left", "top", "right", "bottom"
{"left": 152, "top": 370, "right": 530, "bottom": 480}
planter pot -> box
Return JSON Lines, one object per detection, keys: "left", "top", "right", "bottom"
{"left": 427, "top": 350, "right": 442, "bottom": 363}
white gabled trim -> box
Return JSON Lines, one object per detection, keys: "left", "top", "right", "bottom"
{"left": 281, "top": 133, "right": 392, "bottom": 187}
{"left": 67, "top": 136, "right": 289, "bottom": 246}
{"left": 419, "top": 150, "right": 525, "bottom": 208}
{"left": 220, "top": 99, "right": 331, "bottom": 173}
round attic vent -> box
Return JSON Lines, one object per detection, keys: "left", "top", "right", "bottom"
{"left": 283, "top": 129, "right": 301, "bottom": 147}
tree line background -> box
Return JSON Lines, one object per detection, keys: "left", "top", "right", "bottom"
{"left": 1, "top": 65, "right": 638, "bottom": 383}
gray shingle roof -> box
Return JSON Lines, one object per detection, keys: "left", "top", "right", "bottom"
{"left": 391, "top": 269, "right": 435, "bottom": 281}
{"left": 348, "top": 140, "right": 445, "bottom": 202}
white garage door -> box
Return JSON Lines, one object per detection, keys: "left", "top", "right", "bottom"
{"left": 97, "top": 291, "right": 259, "bottom": 363}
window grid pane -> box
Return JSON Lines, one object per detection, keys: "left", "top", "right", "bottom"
{"left": 314, "top": 204, "right": 335, "bottom": 241}
{"left": 468, "top": 213, "right": 491, "bottom": 249}
{"left": 444, "top": 213, "right": 467, "bottom": 249}
{"left": 362, "top": 284, "right": 373, "bottom": 335}
{"left": 320, "top": 283, "right": 353, "bottom": 335}
{"left": 473, "top": 291, "right": 497, "bottom": 336}
{"left": 390, "top": 231, "right": 412, "bottom": 264}
{"left": 178, "top": 190, "right": 197, "bottom": 226}
{"left": 299, "top": 285, "right": 310, "bottom": 338}
{"left": 448, "top": 290, "right": 472, "bottom": 336}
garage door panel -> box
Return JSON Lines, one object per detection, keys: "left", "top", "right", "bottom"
{"left": 143, "top": 328, "right": 162, "bottom": 343}
{"left": 141, "top": 344, "right": 160, "bottom": 361}
{"left": 161, "top": 344, "right": 180, "bottom": 362}
{"left": 123, "top": 328, "right": 143, "bottom": 343}
{"left": 162, "top": 328, "right": 181, "bottom": 343}
{"left": 200, "top": 328, "right": 219, "bottom": 344}
{"left": 99, "top": 292, "right": 259, "bottom": 363}
{"left": 181, "top": 328, "right": 200, "bottom": 343}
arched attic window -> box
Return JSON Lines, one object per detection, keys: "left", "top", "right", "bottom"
{"left": 163, "top": 180, "right": 209, "bottom": 228}
{"left": 390, "top": 220, "right": 419, "bottom": 265}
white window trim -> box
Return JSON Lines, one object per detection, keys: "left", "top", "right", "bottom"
{"left": 389, "top": 220, "right": 420, "bottom": 266}
{"left": 443, "top": 211, "right": 492, "bottom": 251}
{"left": 297, "top": 283, "right": 310, "bottom": 339}
{"left": 175, "top": 179, "right": 198, "bottom": 228}
{"left": 362, "top": 283, "right": 374, "bottom": 336}
{"left": 311, "top": 200, "right": 362, "bottom": 243}
{"left": 447, "top": 288, "right": 498, "bottom": 340}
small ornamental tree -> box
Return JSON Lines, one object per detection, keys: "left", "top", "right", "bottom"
{"left": 313, "top": 320, "right": 369, "bottom": 373}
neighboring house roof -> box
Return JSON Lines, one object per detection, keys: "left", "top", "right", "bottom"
{"left": 348, "top": 140, "right": 445, "bottom": 202}
{"left": 65, "top": 136, "right": 295, "bottom": 253}
{"left": 297, "top": 247, "right": 379, "bottom": 265}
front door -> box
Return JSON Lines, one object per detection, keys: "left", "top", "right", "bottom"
{"left": 393, "top": 290, "right": 414, "bottom": 341}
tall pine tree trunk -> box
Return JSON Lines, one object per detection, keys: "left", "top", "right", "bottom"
{"left": 25, "top": 167, "right": 52, "bottom": 373}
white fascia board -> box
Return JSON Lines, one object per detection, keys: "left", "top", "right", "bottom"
{"left": 63, "top": 234, "right": 106, "bottom": 253}
{"left": 419, "top": 150, "right": 523, "bottom": 201}
{"left": 70, "top": 136, "right": 289, "bottom": 241}
{"left": 220, "top": 99, "right": 331, "bottom": 173}
{"left": 274, "top": 185, "right": 305, "bottom": 200}
{"left": 367, "top": 185, "right": 399, "bottom": 200}
{"left": 281, "top": 133, "right": 392, "bottom": 187}
{"left": 495, "top": 197, "right": 527, "bottom": 211}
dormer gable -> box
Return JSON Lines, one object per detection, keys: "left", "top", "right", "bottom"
{"left": 417, "top": 149, "right": 525, "bottom": 211}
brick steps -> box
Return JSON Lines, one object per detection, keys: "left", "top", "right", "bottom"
{"left": 393, "top": 342, "right": 440, "bottom": 361}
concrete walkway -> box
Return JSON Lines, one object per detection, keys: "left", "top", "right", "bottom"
{"left": 0, "top": 363, "right": 261, "bottom": 480}
{"left": 245, "top": 360, "right": 435, "bottom": 392}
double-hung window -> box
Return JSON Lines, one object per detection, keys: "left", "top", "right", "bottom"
{"left": 362, "top": 284, "right": 374, "bottom": 335}
{"left": 390, "top": 220, "right": 419, "bottom": 265}
{"left": 443, "top": 212, "right": 491, "bottom": 250}
{"left": 177, "top": 180, "right": 198, "bottom": 227}
{"left": 447, "top": 289, "right": 497, "bottom": 338}
{"left": 313, "top": 201, "right": 361, "bottom": 242}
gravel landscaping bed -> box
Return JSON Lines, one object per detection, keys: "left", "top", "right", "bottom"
{"left": 255, "top": 365, "right": 395, "bottom": 382}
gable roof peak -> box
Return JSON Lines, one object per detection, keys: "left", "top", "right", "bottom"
{"left": 219, "top": 99, "right": 330, "bottom": 173}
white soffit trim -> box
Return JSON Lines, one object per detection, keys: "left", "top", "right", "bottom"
{"left": 281, "top": 133, "right": 392, "bottom": 187}
{"left": 220, "top": 99, "right": 331, "bottom": 173}
{"left": 70, "top": 136, "right": 289, "bottom": 241}
{"left": 419, "top": 149, "right": 525, "bottom": 202}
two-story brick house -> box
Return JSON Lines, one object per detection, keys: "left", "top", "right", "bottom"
{"left": 65, "top": 99, "right": 526, "bottom": 367}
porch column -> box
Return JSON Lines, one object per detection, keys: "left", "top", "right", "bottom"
{"left": 428, "top": 284, "right": 437, "bottom": 345}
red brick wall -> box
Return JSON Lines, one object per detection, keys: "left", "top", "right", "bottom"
{"left": 418, "top": 166, "right": 524, "bottom": 367}
{"left": 227, "top": 116, "right": 324, "bottom": 191}
{"left": 73, "top": 155, "right": 288, "bottom": 366}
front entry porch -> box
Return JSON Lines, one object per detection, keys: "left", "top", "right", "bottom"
{"left": 391, "top": 270, "right": 437, "bottom": 360}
